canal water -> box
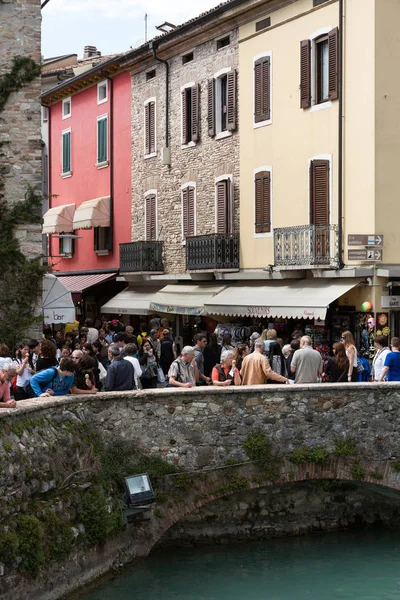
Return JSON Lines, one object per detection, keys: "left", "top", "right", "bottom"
{"left": 77, "top": 530, "right": 400, "bottom": 599}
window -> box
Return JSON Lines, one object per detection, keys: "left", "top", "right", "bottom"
{"left": 94, "top": 227, "right": 112, "bottom": 254}
{"left": 182, "top": 85, "right": 199, "bottom": 144}
{"left": 97, "top": 116, "right": 108, "bottom": 164}
{"left": 144, "top": 100, "right": 156, "bottom": 156}
{"left": 217, "top": 36, "right": 230, "bottom": 50}
{"left": 59, "top": 234, "right": 74, "bottom": 257}
{"left": 300, "top": 28, "right": 339, "bottom": 108}
{"left": 256, "top": 17, "right": 271, "bottom": 32}
{"left": 146, "top": 70, "right": 156, "bottom": 80}
{"left": 97, "top": 81, "right": 108, "bottom": 104}
{"left": 182, "top": 185, "right": 196, "bottom": 238}
{"left": 215, "top": 178, "right": 233, "bottom": 234}
{"left": 145, "top": 194, "right": 157, "bottom": 240}
{"left": 309, "top": 159, "right": 330, "bottom": 226}
{"left": 255, "top": 170, "right": 271, "bottom": 234}
{"left": 254, "top": 54, "right": 271, "bottom": 125}
{"left": 62, "top": 97, "right": 71, "bottom": 119}
{"left": 182, "top": 52, "right": 193, "bottom": 65}
{"left": 208, "top": 70, "right": 237, "bottom": 136}
{"left": 61, "top": 130, "right": 71, "bottom": 175}
{"left": 42, "top": 106, "right": 49, "bottom": 123}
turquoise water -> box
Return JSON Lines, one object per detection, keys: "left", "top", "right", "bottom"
{"left": 77, "top": 530, "right": 400, "bottom": 599}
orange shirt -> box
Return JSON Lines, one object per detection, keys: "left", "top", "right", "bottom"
{"left": 212, "top": 365, "right": 230, "bottom": 382}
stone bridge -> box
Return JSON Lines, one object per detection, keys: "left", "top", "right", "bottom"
{"left": 2, "top": 383, "right": 400, "bottom": 600}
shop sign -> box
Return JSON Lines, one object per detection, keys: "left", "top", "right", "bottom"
{"left": 348, "top": 249, "right": 383, "bottom": 261}
{"left": 381, "top": 296, "right": 400, "bottom": 309}
{"left": 247, "top": 306, "right": 271, "bottom": 315}
{"left": 348, "top": 234, "right": 384, "bottom": 247}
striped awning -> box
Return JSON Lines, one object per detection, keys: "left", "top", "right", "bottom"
{"left": 73, "top": 196, "right": 110, "bottom": 230}
{"left": 42, "top": 204, "right": 75, "bottom": 234}
{"left": 57, "top": 272, "right": 115, "bottom": 294}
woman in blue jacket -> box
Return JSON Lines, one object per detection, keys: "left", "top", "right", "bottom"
{"left": 29, "top": 357, "right": 75, "bottom": 398}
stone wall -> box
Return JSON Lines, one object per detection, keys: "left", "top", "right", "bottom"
{"left": 0, "top": 0, "right": 43, "bottom": 260}
{"left": 1, "top": 382, "right": 400, "bottom": 599}
{"left": 130, "top": 29, "right": 239, "bottom": 274}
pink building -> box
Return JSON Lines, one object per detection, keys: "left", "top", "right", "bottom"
{"left": 42, "top": 67, "right": 132, "bottom": 322}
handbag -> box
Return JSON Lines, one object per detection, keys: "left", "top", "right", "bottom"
{"left": 356, "top": 358, "right": 364, "bottom": 373}
{"left": 141, "top": 363, "right": 157, "bottom": 380}
{"left": 98, "top": 361, "right": 107, "bottom": 383}
{"left": 157, "top": 366, "right": 166, "bottom": 384}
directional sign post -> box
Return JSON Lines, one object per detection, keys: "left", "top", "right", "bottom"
{"left": 348, "top": 234, "right": 384, "bottom": 247}
{"left": 348, "top": 249, "right": 383, "bottom": 262}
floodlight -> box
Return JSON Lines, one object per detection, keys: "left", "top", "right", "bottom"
{"left": 124, "top": 473, "right": 155, "bottom": 507}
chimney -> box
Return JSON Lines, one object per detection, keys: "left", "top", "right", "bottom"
{"left": 83, "top": 45, "right": 101, "bottom": 60}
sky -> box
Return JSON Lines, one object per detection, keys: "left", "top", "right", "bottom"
{"left": 42, "top": 0, "right": 223, "bottom": 59}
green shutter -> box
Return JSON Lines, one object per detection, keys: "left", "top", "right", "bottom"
{"left": 62, "top": 131, "right": 71, "bottom": 173}
{"left": 97, "top": 118, "right": 107, "bottom": 163}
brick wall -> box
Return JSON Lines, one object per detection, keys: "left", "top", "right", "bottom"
{"left": 130, "top": 29, "right": 240, "bottom": 274}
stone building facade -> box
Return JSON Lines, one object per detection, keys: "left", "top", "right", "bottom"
{"left": 129, "top": 27, "right": 240, "bottom": 276}
{"left": 0, "top": 0, "right": 42, "bottom": 260}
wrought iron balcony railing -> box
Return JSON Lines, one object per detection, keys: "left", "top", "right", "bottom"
{"left": 274, "top": 225, "right": 339, "bottom": 268}
{"left": 120, "top": 241, "right": 164, "bottom": 273}
{"left": 186, "top": 234, "right": 240, "bottom": 271}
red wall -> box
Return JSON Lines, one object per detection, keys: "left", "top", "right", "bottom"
{"left": 49, "top": 71, "right": 132, "bottom": 271}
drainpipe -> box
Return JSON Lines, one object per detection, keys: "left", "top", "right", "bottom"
{"left": 149, "top": 41, "right": 170, "bottom": 163}
{"left": 101, "top": 71, "right": 114, "bottom": 252}
{"left": 41, "top": 101, "right": 51, "bottom": 260}
{"left": 338, "top": 0, "right": 344, "bottom": 269}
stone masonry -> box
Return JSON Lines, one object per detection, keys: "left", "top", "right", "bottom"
{"left": 130, "top": 28, "right": 239, "bottom": 274}
{"left": 0, "top": 0, "right": 42, "bottom": 260}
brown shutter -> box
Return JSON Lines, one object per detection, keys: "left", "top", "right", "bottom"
{"left": 254, "top": 59, "right": 262, "bottom": 123}
{"left": 208, "top": 79, "right": 215, "bottom": 136}
{"left": 144, "top": 103, "right": 150, "bottom": 154}
{"left": 182, "top": 90, "right": 187, "bottom": 144}
{"left": 262, "top": 57, "right": 271, "bottom": 121}
{"left": 328, "top": 27, "right": 339, "bottom": 101}
{"left": 187, "top": 186, "right": 195, "bottom": 236}
{"left": 300, "top": 40, "right": 311, "bottom": 109}
{"left": 216, "top": 180, "right": 227, "bottom": 234}
{"left": 310, "top": 160, "right": 329, "bottom": 226}
{"left": 182, "top": 187, "right": 189, "bottom": 237}
{"left": 146, "top": 194, "right": 157, "bottom": 240}
{"left": 149, "top": 102, "right": 155, "bottom": 154}
{"left": 227, "top": 69, "right": 237, "bottom": 131}
{"left": 255, "top": 172, "right": 271, "bottom": 233}
{"left": 191, "top": 84, "right": 200, "bottom": 143}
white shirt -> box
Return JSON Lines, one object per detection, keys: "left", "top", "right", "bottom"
{"left": 16, "top": 360, "right": 32, "bottom": 387}
{"left": 372, "top": 347, "right": 390, "bottom": 381}
{"left": 124, "top": 356, "right": 142, "bottom": 379}
{"left": 86, "top": 327, "right": 99, "bottom": 343}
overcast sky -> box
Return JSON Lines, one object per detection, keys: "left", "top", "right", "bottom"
{"left": 42, "top": 0, "right": 222, "bottom": 59}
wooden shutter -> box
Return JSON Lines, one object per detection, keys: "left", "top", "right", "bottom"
{"left": 216, "top": 180, "right": 227, "bottom": 234}
{"left": 255, "top": 57, "right": 271, "bottom": 123}
{"left": 62, "top": 131, "right": 71, "bottom": 173}
{"left": 208, "top": 79, "right": 215, "bottom": 136}
{"left": 181, "top": 90, "right": 187, "bottom": 144}
{"left": 255, "top": 172, "right": 271, "bottom": 233}
{"left": 182, "top": 186, "right": 195, "bottom": 237}
{"left": 191, "top": 84, "right": 200, "bottom": 142}
{"left": 328, "top": 27, "right": 339, "bottom": 101}
{"left": 310, "top": 160, "right": 329, "bottom": 226}
{"left": 97, "top": 118, "right": 107, "bottom": 163}
{"left": 227, "top": 69, "right": 237, "bottom": 131}
{"left": 145, "top": 102, "right": 155, "bottom": 154}
{"left": 300, "top": 40, "right": 311, "bottom": 109}
{"left": 145, "top": 194, "right": 157, "bottom": 240}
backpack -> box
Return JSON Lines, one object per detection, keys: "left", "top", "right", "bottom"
{"left": 24, "top": 367, "right": 58, "bottom": 398}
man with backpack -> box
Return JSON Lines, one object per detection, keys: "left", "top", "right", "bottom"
{"left": 28, "top": 357, "right": 75, "bottom": 398}
{"left": 168, "top": 346, "right": 199, "bottom": 388}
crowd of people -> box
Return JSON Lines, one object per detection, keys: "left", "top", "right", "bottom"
{"left": 0, "top": 317, "right": 399, "bottom": 408}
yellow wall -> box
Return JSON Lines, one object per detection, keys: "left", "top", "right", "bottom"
{"left": 239, "top": 0, "right": 339, "bottom": 269}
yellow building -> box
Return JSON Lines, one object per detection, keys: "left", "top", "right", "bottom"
{"left": 233, "top": 0, "right": 400, "bottom": 337}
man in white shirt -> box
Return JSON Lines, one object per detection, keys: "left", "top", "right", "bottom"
{"left": 291, "top": 336, "right": 323, "bottom": 384}
{"left": 372, "top": 335, "right": 390, "bottom": 382}
{"left": 84, "top": 318, "right": 99, "bottom": 343}
{"left": 123, "top": 343, "right": 143, "bottom": 388}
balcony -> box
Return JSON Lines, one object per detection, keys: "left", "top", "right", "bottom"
{"left": 186, "top": 234, "right": 240, "bottom": 271}
{"left": 120, "top": 241, "right": 164, "bottom": 273}
{"left": 274, "top": 225, "right": 339, "bottom": 269}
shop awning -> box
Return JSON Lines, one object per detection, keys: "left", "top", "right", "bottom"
{"left": 203, "top": 279, "right": 364, "bottom": 320}
{"left": 57, "top": 272, "right": 115, "bottom": 294}
{"left": 73, "top": 196, "right": 110, "bottom": 230}
{"left": 42, "top": 204, "right": 75, "bottom": 234}
{"left": 42, "top": 274, "right": 76, "bottom": 324}
{"left": 150, "top": 284, "right": 227, "bottom": 316}
{"left": 101, "top": 287, "right": 161, "bottom": 315}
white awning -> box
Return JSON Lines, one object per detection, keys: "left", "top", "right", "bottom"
{"left": 42, "top": 204, "right": 75, "bottom": 234}
{"left": 101, "top": 287, "right": 161, "bottom": 315}
{"left": 150, "top": 284, "right": 227, "bottom": 316}
{"left": 42, "top": 274, "right": 76, "bottom": 324}
{"left": 73, "top": 196, "right": 110, "bottom": 230}
{"left": 204, "top": 279, "right": 364, "bottom": 320}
